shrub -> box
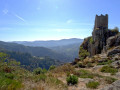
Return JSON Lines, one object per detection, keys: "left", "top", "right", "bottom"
{"left": 86, "top": 81, "right": 100, "bottom": 89}
{"left": 97, "top": 60, "right": 113, "bottom": 65}
{"left": 46, "top": 76, "right": 66, "bottom": 87}
{"left": 39, "top": 74, "right": 47, "bottom": 81}
{"left": 42, "top": 68, "right": 47, "bottom": 73}
{"left": 3, "top": 67, "right": 13, "bottom": 73}
{"left": 86, "top": 63, "right": 93, "bottom": 67}
{"left": 49, "top": 65, "right": 56, "bottom": 71}
{"left": 33, "top": 68, "right": 47, "bottom": 75}
{"left": 0, "top": 72, "right": 22, "bottom": 90}
{"left": 51, "top": 64, "right": 75, "bottom": 74}
{"left": 76, "top": 63, "right": 85, "bottom": 68}
{"left": 110, "top": 27, "right": 119, "bottom": 34}
{"left": 79, "top": 47, "right": 89, "bottom": 60}
{"left": 104, "top": 77, "right": 117, "bottom": 84}
{"left": 66, "top": 72, "right": 70, "bottom": 77}
{"left": 89, "top": 37, "right": 94, "bottom": 44}
{"left": 5, "top": 73, "right": 14, "bottom": 79}
{"left": 78, "top": 69, "right": 94, "bottom": 79}
{"left": 33, "top": 68, "right": 43, "bottom": 75}
{"left": 100, "top": 66, "right": 118, "bottom": 75}
{"left": 66, "top": 75, "right": 78, "bottom": 85}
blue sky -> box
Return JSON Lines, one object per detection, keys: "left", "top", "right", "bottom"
{"left": 0, "top": 0, "right": 120, "bottom": 41}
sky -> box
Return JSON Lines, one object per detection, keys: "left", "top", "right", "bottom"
{"left": 0, "top": 0, "right": 120, "bottom": 41}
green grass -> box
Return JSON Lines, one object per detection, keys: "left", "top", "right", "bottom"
{"left": 0, "top": 72, "right": 22, "bottom": 90}
{"left": 100, "top": 66, "right": 118, "bottom": 75}
{"left": 86, "top": 81, "right": 100, "bottom": 89}
{"left": 78, "top": 69, "right": 94, "bottom": 79}
{"left": 97, "top": 60, "right": 113, "bottom": 65}
{"left": 66, "top": 75, "right": 78, "bottom": 85}
{"left": 104, "top": 76, "right": 117, "bottom": 84}
{"left": 89, "top": 37, "right": 94, "bottom": 44}
{"left": 79, "top": 47, "right": 89, "bottom": 60}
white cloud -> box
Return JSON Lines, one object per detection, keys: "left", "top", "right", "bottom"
{"left": 3, "top": 9, "right": 8, "bottom": 15}
{"left": 14, "top": 13, "right": 26, "bottom": 22}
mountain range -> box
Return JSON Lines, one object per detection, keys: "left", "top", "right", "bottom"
{"left": 0, "top": 38, "right": 83, "bottom": 62}
{"left": 13, "top": 38, "right": 83, "bottom": 47}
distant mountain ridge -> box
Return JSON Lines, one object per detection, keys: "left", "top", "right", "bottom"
{"left": 13, "top": 38, "right": 83, "bottom": 47}
{"left": 0, "top": 41, "right": 71, "bottom": 62}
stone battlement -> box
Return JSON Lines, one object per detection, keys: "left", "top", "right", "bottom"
{"left": 94, "top": 14, "right": 108, "bottom": 30}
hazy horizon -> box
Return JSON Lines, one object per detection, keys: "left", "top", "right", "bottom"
{"left": 0, "top": 0, "right": 120, "bottom": 41}
{"left": 6, "top": 38, "right": 82, "bottom": 42}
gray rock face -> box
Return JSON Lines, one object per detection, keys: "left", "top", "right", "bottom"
{"left": 116, "top": 72, "right": 120, "bottom": 78}
{"left": 111, "top": 60, "right": 120, "bottom": 68}
{"left": 80, "top": 14, "right": 120, "bottom": 57}
{"left": 107, "top": 46, "right": 120, "bottom": 56}
{"left": 107, "top": 36, "right": 116, "bottom": 48}
{"left": 107, "top": 34, "right": 120, "bottom": 48}
{"left": 101, "top": 80, "right": 120, "bottom": 90}
{"left": 115, "top": 34, "right": 120, "bottom": 46}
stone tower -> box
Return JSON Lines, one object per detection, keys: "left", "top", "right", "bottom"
{"left": 94, "top": 14, "right": 108, "bottom": 30}
{"left": 91, "top": 14, "right": 109, "bottom": 56}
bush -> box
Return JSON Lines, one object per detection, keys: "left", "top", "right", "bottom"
{"left": 89, "top": 37, "right": 94, "bottom": 44}
{"left": 66, "top": 72, "right": 70, "bottom": 77}
{"left": 33, "top": 68, "right": 47, "bottom": 75}
{"left": 76, "top": 63, "right": 85, "bottom": 68}
{"left": 78, "top": 69, "right": 94, "bottom": 79}
{"left": 66, "top": 75, "right": 78, "bottom": 85}
{"left": 39, "top": 74, "right": 47, "bottom": 81}
{"left": 110, "top": 27, "right": 119, "bottom": 34}
{"left": 79, "top": 47, "right": 89, "bottom": 60}
{"left": 100, "top": 66, "right": 118, "bottom": 75}
{"left": 42, "top": 68, "right": 47, "bottom": 73}
{"left": 86, "top": 81, "right": 100, "bottom": 89}
{"left": 97, "top": 60, "right": 113, "bottom": 65}
{"left": 86, "top": 63, "right": 93, "bottom": 67}
{"left": 104, "top": 77, "right": 117, "bottom": 84}
{"left": 33, "top": 68, "right": 43, "bottom": 75}
{"left": 5, "top": 73, "right": 14, "bottom": 79}
{"left": 0, "top": 72, "right": 22, "bottom": 90}
{"left": 49, "top": 65, "right": 56, "bottom": 71}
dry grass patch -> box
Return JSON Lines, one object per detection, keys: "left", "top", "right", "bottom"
{"left": 50, "top": 64, "right": 75, "bottom": 77}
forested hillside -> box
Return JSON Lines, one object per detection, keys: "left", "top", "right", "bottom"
{"left": 0, "top": 41, "right": 71, "bottom": 62}
{"left": 0, "top": 49, "right": 61, "bottom": 70}
{"left": 14, "top": 38, "right": 83, "bottom": 47}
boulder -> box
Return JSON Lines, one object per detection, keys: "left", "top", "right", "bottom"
{"left": 107, "top": 36, "right": 116, "bottom": 48}
{"left": 111, "top": 60, "right": 120, "bottom": 68}
{"left": 101, "top": 80, "right": 120, "bottom": 90}
{"left": 107, "top": 46, "right": 120, "bottom": 56}
{"left": 115, "top": 72, "right": 120, "bottom": 78}
{"left": 115, "top": 34, "right": 120, "bottom": 46}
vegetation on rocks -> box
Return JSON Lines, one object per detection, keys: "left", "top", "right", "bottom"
{"left": 110, "top": 27, "right": 119, "bottom": 34}
{"left": 86, "top": 81, "right": 100, "bottom": 89}
{"left": 89, "top": 37, "right": 94, "bottom": 44}
{"left": 79, "top": 47, "right": 89, "bottom": 60}
{"left": 104, "top": 76, "right": 117, "bottom": 84}
{"left": 66, "top": 75, "right": 78, "bottom": 85}
{"left": 100, "top": 65, "right": 118, "bottom": 75}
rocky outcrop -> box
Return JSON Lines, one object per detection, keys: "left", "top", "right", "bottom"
{"left": 79, "top": 14, "right": 119, "bottom": 57}
{"left": 107, "top": 34, "right": 120, "bottom": 48}
{"left": 101, "top": 80, "right": 120, "bottom": 90}
{"left": 107, "top": 46, "right": 120, "bottom": 56}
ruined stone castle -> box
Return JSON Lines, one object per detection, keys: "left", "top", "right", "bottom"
{"left": 94, "top": 14, "right": 108, "bottom": 30}
{"left": 80, "top": 14, "right": 119, "bottom": 57}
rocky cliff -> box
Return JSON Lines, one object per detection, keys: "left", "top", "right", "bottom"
{"left": 80, "top": 14, "right": 119, "bottom": 57}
